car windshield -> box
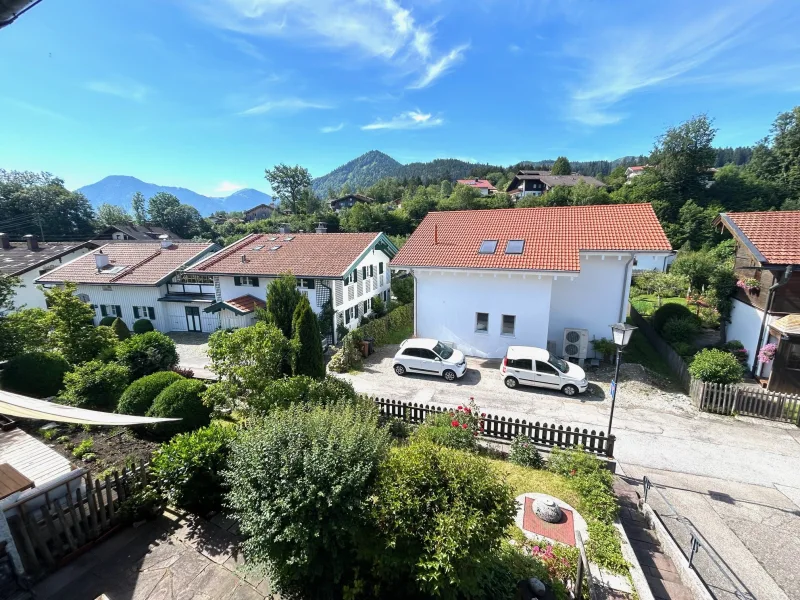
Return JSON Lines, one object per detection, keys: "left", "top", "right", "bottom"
{"left": 548, "top": 353, "right": 569, "bottom": 373}
{"left": 433, "top": 342, "right": 454, "bottom": 359}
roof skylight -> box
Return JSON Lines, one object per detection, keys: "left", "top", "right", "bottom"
{"left": 252, "top": 245, "right": 264, "bottom": 251}
{"left": 270, "top": 245, "right": 281, "bottom": 251}
{"left": 478, "top": 240, "right": 498, "bottom": 254}
{"left": 505, "top": 240, "right": 525, "bottom": 254}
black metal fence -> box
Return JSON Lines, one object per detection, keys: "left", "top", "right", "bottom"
{"left": 372, "top": 396, "right": 616, "bottom": 457}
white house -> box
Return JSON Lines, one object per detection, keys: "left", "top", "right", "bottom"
{"left": 0, "top": 233, "right": 95, "bottom": 313}
{"left": 185, "top": 230, "right": 398, "bottom": 341}
{"left": 390, "top": 204, "right": 672, "bottom": 359}
{"left": 36, "top": 240, "right": 219, "bottom": 332}
{"left": 456, "top": 179, "right": 497, "bottom": 196}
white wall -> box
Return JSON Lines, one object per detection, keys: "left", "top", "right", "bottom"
{"left": 415, "top": 269, "right": 553, "bottom": 358}
{"left": 633, "top": 253, "right": 674, "bottom": 273}
{"left": 164, "top": 300, "right": 220, "bottom": 332}
{"left": 10, "top": 247, "right": 92, "bottom": 311}
{"left": 727, "top": 298, "right": 778, "bottom": 371}
{"left": 548, "top": 255, "right": 632, "bottom": 356}
{"left": 75, "top": 284, "right": 168, "bottom": 331}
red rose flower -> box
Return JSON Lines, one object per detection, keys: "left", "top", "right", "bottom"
{"left": 451, "top": 420, "right": 459, "bottom": 427}
{"left": 462, "top": 423, "right": 468, "bottom": 429}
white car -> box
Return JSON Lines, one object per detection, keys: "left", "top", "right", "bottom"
{"left": 500, "top": 345, "right": 589, "bottom": 396}
{"left": 393, "top": 338, "right": 467, "bottom": 381}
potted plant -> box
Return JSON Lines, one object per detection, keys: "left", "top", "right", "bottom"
{"left": 736, "top": 278, "right": 760, "bottom": 294}
{"left": 758, "top": 343, "right": 777, "bottom": 364}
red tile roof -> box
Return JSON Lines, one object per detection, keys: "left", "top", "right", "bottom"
{"left": 457, "top": 179, "right": 497, "bottom": 190}
{"left": 723, "top": 211, "right": 800, "bottom": 265}
{"left": 628, "top": 166, "right": 645, "bottom": 172}
{"left": 226, "top": 295, "right": 265, "bottom": 314}
{"left": 187, "top": 232, "right": 384, "bottom": 277}
{"left": 391, "top": 204, "right": 671, "bottom": 272}
{"left": 36, "top": 242, "right": 216, "bottom": 286}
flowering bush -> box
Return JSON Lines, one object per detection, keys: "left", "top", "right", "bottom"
{"left": 509, "top": 435, "right": 544, "bottom": 469}
{"left": 529, "top": 543, "right": 577, "bottom": 583}
{"left": 758, "top": 342, "right": 777, "bottom": 364}
{"left": 412, "top": 398, "right": 484, "bottom": 451}
{"left": 722, "top": 340, "right": 749, "bottom": 365}
{"left": 737, "top": 278, "right": 760, "bottom": 293}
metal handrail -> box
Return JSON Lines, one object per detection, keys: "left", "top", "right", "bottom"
{"left": 642, "top": 476, "right": 756, "bottom": 600}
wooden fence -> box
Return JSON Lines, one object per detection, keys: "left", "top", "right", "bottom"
{"left": 629, "top": 306, "right": 691, "bottom": 391}
{"left": 3, "top": 462, "right": 149, "bottom": 577}
{"left": 690, "top": 379, "right": 800, "bottom": 424}
{"left": 373, "top": 397, "right": 616, "bottom": 457}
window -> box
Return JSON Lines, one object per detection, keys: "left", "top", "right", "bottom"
{"left": 100, "top": 304, "right": 122, "bottom": 317}
{"left": 133, "top": 306, "right": 156, "bottom": 320}
{"left": 432, "top": 342, "right": 454, "bottom": 359}
{"left": 369, "top": 264, "right": 374, "bottom": 277}
{"left": 535, "top": 361, "right": 559, "bottom": 375}
{"left": 787, "top": 343, "right": 800, "bottom": 370}
{"left": 175, "top": 273, "right": 214, "bottom": 284}
{"left": 478, "top": 240, "right": 498, "bottom": 254}
{"left": 505, "top": 240, "right": 525, "bottom": 254}
{"left": 418, "top": 349, "right": 438, "bottom": 360}
{"left": 297, "top": 278, "right": 314, "bottom": 289}
{"left": 402, "top": 348, "right": 419, "bottom": 357}
{"left": 344, "top": 309, "right": 350, "bottom": 324}
{"left": 475, "top": 312, "right": 489, "bottom": 333}
{"left": 501, "top": 314, "right": 516, "bottom": 336}
{"left": 234, "top": 276, "right": 259, "bottom": 287}
{"left": 548, "top": 353, "right": 569, "bottom": 373}
{"left": 379, "top": 262, "right": 384, "bottom": 274}
{"left": 508, "top": 358, "right": 532, "bottom": 371}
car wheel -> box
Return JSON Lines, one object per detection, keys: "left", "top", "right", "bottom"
{"left": 562, "top": 384, "right": 578, "bottom": 396}
{"left": 443, "top": 369, "right": 456, "bottom": 382}
{"left": 504, "top": 376, "right": 518, "bottom": 389}
{"left": 394, "top": 364, "right": 406, "bottom": 376}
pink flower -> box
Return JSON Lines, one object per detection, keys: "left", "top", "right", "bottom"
{"left": 462, "top": 423, "right": 468, "bottom": 429}
{"left": 457, "top": 405, "right": 463, "bottom": 410}
{"left": 451, "top": 420, "right": 459, "bottom": 427}
{"left": 481, "top": 412, "right": 486, "bottom": 417}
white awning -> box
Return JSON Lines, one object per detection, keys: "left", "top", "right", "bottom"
{"left": 0, "top": 390, "right": 180, "bottom": 426}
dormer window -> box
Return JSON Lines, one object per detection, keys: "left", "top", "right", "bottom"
{"left": 505, "top": 240, "right": 525, "bottom": 254}
{"left": 478, "top": 240, "right": 498, "bottom": 254}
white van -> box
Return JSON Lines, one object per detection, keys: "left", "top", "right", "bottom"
{"left": 500, "top": 345, "right": 588, "bottom": 396}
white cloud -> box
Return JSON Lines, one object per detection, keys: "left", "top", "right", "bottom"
{"left": 408, "top": 44, "right": 468, "bottom": 89}
{"left": 239, "top": 98, "right": 333, "bottom": 116}
{"left": 1, "top": 97, "right": 75, "bottom": 123}
{"left": 185, "top": 0, "right": 467, "bottom": 89}
{"left": 320, "top": 123, "right": 345, "bottom": 133}
{"left": 508, "top": 44, "right": 522, "bottom": 53}
{"left": 85, "top": 79, "right": 150, "bottom": 102}
{"left": 362, "top": 109, "right": 443, "bottom": 130}
{"left": 215, "top": 181, "right": 246, "bottom": 193}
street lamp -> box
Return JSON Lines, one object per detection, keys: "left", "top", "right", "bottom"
{"left": 607, "top": 323, "right": 637, "bottom": 440}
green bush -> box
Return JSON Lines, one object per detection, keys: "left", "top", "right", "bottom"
{"left": 117, "top": 371, "right": 184, "bottom": 415}
{"left": 366, "top": 441, "right": 517, "bottom": 598}
{"left": 132, "top": 318, "right": 155, "bottom": 334}
{"left": 225, "top": 402, "right": 390, "bottom": 599}
{"left": 58, "top": 360, "right": 130, "bottom": 410}
{"left": 0, "top": 308, "right": 51, "bottom": 361}
{"left": 371, "top": 295, "right": 387, "bottom": 318}
{"left": 99, "top": 316, "right": 116, "bottom": 327}
{"left": 671, "top": 341, "right": 696, "bottom": 358}
{"left": 662, "top": 316, "right": 700, "bottom": 343}
{"left": 688, "top": 348, "right": 744, "bottom": 384}
{"left": 151, "top": 423, "right": 236, "bottom": 513}
{"left": 391, "top": 276, "right": 413, "bottom": 305}
{"left": 509, "top": 435, "right": 544, "bottom": 469}
{"left": 478, "top": 542, "right": 569, "bottom": 600}
{"left": 0, "top": 352, "right": 70, "bottom": 398}
{"left": 111, "top": 318, "right": 131, "bottom": 340}
{"left": 116, "top": 331, "right": 178, "bottom": 380}
{"left": 72, "top": 438, "right": 94, "bottom": 459}
{"left": 291, "top": 295, "right": 325, "bottom": 379}
{"left": 591, "top": 337, "right": 616, "bottom": 361}
{"left": 651, "top": 303, "right": 698, "bottom": 333}
{"left": 327, "top": 329, "right": 363, "bottom": 373}
{"left": 356, "top": 304, "right": 413, "bottom": 346}
{"left": 413, "top": 410, "right": 478, "bottom": 452}
{"left": 245, "top": 375, "right": 358, "bottom": 416}
{"left": 146, "top": 379, "right": 210, "bottom": 438}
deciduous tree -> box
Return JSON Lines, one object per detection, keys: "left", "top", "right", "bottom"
{"left": 264, "top": 164, "right": 313, "bottom": 214}
{"left": 96, "top": 203, "right": 132, "bottom": 228}
{"left": 45, "top": 284, "right": 117, "bottom": 364}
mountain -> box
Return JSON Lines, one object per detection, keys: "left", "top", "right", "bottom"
{"left": 77, "top": 176, "right": 272, "bottom": 216}
{"left": 311, "top": 150, "right": 402, "bottom": 195}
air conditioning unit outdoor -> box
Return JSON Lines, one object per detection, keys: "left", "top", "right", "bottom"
{"left": 562, "top": 328, "right": 589, "bottom": 365}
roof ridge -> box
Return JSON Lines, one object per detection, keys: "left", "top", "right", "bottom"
{"left": 193, "top": 233, "right": 262, "bottom": 271}
{"left": 109, "top": 248, "right": 162, "bottom": 282}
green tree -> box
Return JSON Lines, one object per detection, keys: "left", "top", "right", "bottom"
{"left": 147, "top": 192, "right": 181, "bottom": 226}
{"left": 131, "top": 191, "right": 148, "bottom": 224}
{"left": 543, "top": 186, "right": 573, "bottom": 206}
{"left": 671, "top": 199, "right": 723, "bottom": 249}
{"left": 263, "top": 273, "right": 303, "bottom": 338}
{"left": 58, "top": 360, "right": 130, "bottom": 410}
{"left": 570, "top": 181, "right": 612, "bottom": 205}
{"left": 291, "top": 295, "right": 325, "bottom": 379}
{"left": 96, "top": 203, "right": 132, "bottom": 228}
{"left": 401, "top": 187, "right": 436, "bottom": 221}
{"left": 111, "top": 317, "right": 131, "bottom": 340}
{"left": 551, "top": 156, "right": 572, "bottom": 175}
{"left": 670, "top": 250, "right": 718, "bottom": 290}
{"left": 0, "top": 308, "right": 50, "bottom": 360}
{"left": 650, "top": 114, "right": 717, "bottom": 202}
{"left": 265, "top": 164, "right": 313, "bottom": 214}
{"left": 45, "top": 284, "right": 117, "bottom": 364}
{"left": 391, "top": 276, "right": 414, "bottom": 305}
{"left": 439, "top": 180, "right": 453, "bottom": 197}
{"left": 437, "top": 184, "right": 480, "bottom": 211}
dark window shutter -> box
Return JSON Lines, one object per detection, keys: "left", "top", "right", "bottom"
{"left": 355, "top": 305, "right": 359, "bottom": 318}
{"left": 133, "top": 307, "right": 140, "bottom": 319}
{"left": 148, "top": 307, "right": 155, "bottom": 319}
{"left": 115, "top": 305, "right": 122, "bottom": 317}
{"left": 379, "top": 262, "right": 384, "bottom": 274}
{"left": 234, "top": 276, "right": 241, "bottom": 286}
{"left": 252, "top": 277, "right": 259, "bottom": 287}
{"left": 370, "top": 265, "right": 374, "bottom": 277}
{"left": 354, "top": 270, "right": 358, "bottom": 282}
{"left": 345, "top": 310, "right": 350, "bottom": 324}
{"left": 100, "top": 305, "right": 107, "bottom": 317}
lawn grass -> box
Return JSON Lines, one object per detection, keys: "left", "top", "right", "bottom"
{"left": 629, "top": 294, "right": 687, "bottom": 317}
{"left": 488, "top": 458, "right": 582, "bottom": 509}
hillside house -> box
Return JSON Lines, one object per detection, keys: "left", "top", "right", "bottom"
{"left": 716, "top": 211, "right": 800, "bottom": 393}
{"left": 505, "top": 171, "right": 606, "bottom": 200}
{"left": 625, "top": 166, "right": 646, "bottom": 180}
{"left": 36, "top": 240, "right": 219, "bottom": 332}
{"left": 185, "top": 232, "right": 398, "bottom": 341}
{"left": 94, "top": 224, "right": 180, "bottom": 241}
{"left": 243, "top": 203, "right": 275, "bottom": 222}
{"left": 456, "top": 179, "right": 497, "bottom": 196}
{"left": 0, "top": 234, "right": 95, "bottom": 313}
{"left": 330, "top": 193, "right": 375, "bottom": 212}
{"left": 390, "top": 204, "right": 672, "bottom": 359}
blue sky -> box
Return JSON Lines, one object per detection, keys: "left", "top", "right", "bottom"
{"left": 1, "top": 0, "right": 799, "bottom": 196}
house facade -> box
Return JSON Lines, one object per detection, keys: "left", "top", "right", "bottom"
{"left": 243, "top": 204, "right": 275, "bottom": 222}
{"left": 330, "top": 194, "right": 374, "bottom": 212}
{"left": 36, "top": 240, "right": 219, "bottom": 333}
{"left": 185, "top": 231, "right": 398, "bottom": 342}
{"left": 390, "top": 204, "right": 672, "bottom": 359}
{"left": 716, "top": 211, "right": 800, "bottom": 392}
{"left": 505, "top": 170, "right": 606, "bottom": 200}
{"left": 94, "top": 224, "right": 180, "bottom": 241}
{"left": 456, "top": 179, "right": 497, "bottom": 196}
{"left": 0, "top": 233, "right": 95, "bottom": 313}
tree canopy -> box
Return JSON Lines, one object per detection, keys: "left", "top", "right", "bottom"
{"left": 265, "top": 164, "right": 313, "bottom": 214}
{"left": 550, "top": 156, "right": 572, "bottom": 175}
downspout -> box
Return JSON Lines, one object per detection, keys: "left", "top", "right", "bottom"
{"left": 618, "top": 254, "right": 636, "bottom": 323}
{"left": 412, "top": 269, "right": 418, "bottom": 337}
{"left": 753, "top": 264, "right": 793, "bottom": 377}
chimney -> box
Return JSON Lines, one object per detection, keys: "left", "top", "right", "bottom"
{"left": 95, "top": 250, "right": 110, "bottom": 271}
{"left": 23, "top": 234, "right": 39, "bottom": 251}
{"left": 0, "top": 233, "right": 9, "bottom": 250}
{"left": 241, "top": 254, "right": 248, "bottom": 263}
{"left": 159, "top": 234, "right": 173, "bottom": 249}
{"left": 315, "top": 222, "right": 328, "bottom": 234}
{"left": 279, "top": 223, "right": 291, "bottom": 234}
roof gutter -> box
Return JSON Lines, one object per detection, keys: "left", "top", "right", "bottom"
{"left": 753, "top": 265, "right": 793, "bottom": 377}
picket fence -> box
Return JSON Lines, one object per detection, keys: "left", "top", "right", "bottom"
{"left": 372, "top": 396, "right": 616, "bottom": 457}
{"left": 690, "top": 379, "right": 800, "bottom": 424}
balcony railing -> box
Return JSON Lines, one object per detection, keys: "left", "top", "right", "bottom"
{"left": 167, "top": 283, "right": 215, "bottom": 296}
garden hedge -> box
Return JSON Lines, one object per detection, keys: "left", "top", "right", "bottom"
{"left": 58, "top": 360, "right": 130, "bottom": 410}
{"left": 688, "top": 348, "right": 744, "bottom": 384}
{"left": 117, "top": 371, "right": 184, "bottom": 415}
{"left": 116, "top": 331, "right": 179, "bottom": 379}
{"left": 146, "top": 379, "right": 210, "bottom": 438}
{"left": 0, "top": 351, "right": 70, "bottom": 398}
{"left": 132, "top": 318, "right": 155, "bottom": 334}
{"left": 98, "top": 316, "right": 116, "bottom": 327}
{"left": 651, "top": 303, "right": 698, "bottom": 333}
{"left": 357, "top": 303, "right": 412, "bottom": 346}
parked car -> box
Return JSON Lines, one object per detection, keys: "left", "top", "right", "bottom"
{"left": 393, "top": 338, "right": 467, "bottom": 381}
{"left": 500, "top": 346, "right": 588, "bottom": 395}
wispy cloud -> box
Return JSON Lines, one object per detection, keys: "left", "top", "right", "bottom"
{"left": 215, "top": 181, "right": 245, "bottom": 193}
{"left": 508, "top": 44, "right": 522, "bottom": 53}
{"left": 185, "top": 0, "right": 467, "bottom": 89}
{"left": 220, "top": 34, "right": 265, "bottom": 60}
{"left": 1, "top": 97, "right": 75, "bottom": 123}
{"left": 355, "top": 92, "right": 401, "bottom": 103}
{"left": 362, "top": 110, "right": 443, "bottom": 131}
{"left": 85, "top": 78, "right": 150, "bottom": 102}
{"left": 320, "top": 123, "right": 345, "bottom": 133}
{"left": 239, "top": 97, "right": 333, "bottom": 116}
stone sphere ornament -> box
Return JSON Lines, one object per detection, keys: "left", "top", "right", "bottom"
{"left": 533, "top": 497, "right": 563, "bottom": 523}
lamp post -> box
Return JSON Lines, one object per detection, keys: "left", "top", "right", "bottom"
{"left": 607, "top": 323, "right": 637, "bottom": 440}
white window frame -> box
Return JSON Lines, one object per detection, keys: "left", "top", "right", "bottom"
{"left": 101, "top": 304, "right": 122, "bottom": 317}
{"left": 475, "top": 312, "right": 489, "bottom": 334}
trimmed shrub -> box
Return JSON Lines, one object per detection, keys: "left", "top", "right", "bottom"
{"left": 356, "top": 304, "right": 413, "bottom": 346}
{"left": 111, "top": 318, "right": 131, "bottom": 340}
{"left": 688, "top": 348, "right": 743, "bottom": 384}
{"left": 245, "top": 375, "right": 358, "bottom": 416}
{"left": 99, "top": 316, "right": 116, "bottom": 327}
{"left": 132, "top": 318, "right": 154, "bottom": 334}
{"left": 0, "top": 352, "right": 70, "bottom": 398}
{"left": 366, "top": 441, "right": 517, "bottom": 598}
{"left": 146, "top": 379, "right": 210, "bottom": 438}
{"left": 116, "top": 331, "right": 178, "bottom": 380}
{"left": 117, "top": 371, "right": 184, "bottom": 415}
{"left": 651, "top": 303, "right": 698, "bottom": 333}
{"left": 58, "top": 360, "right": 130, "bottom": 410}
{"left": 151, "top": 423, "right": 236, "bottom": 513}
{"left": 225, "top": 402, "right": 390, "bottom": 599}
{"left": 509, "top": 435, "right": 544, "bottom": 469}
{"left": 391, "top": 276, "right": 413, "bottom": 304}
{"left": 662, "top": 316, "right": 700, "bottom": 343}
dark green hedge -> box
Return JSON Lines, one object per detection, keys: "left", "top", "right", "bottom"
{"left": 117, "top": 371, "right": 184, "bottom": 415}
{"left": 0, "top": 352, "right": 70, "bottom": 398}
